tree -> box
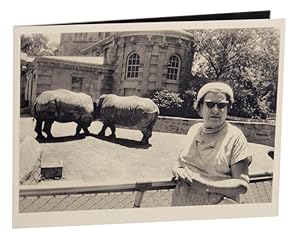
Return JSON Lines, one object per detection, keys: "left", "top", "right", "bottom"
{"left": 191, "top": 28, "right": 280, "bottom": 119}
{"left": 21, "top": 34, "right": 58, "bottom": 56}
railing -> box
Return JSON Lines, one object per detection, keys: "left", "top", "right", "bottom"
{"left": 19, "top": 174, "right": 273, "bottom": 213}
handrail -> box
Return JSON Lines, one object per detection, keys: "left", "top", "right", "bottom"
{"left": 19, "top": 174, "right": 273, "bottom": 197}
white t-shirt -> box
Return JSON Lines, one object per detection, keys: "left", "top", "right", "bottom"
{"left": 171, "top": 122, "right": 252, "bottom": 206}
{"left": 178, "top": 122, "right": 251, "bottom": 180}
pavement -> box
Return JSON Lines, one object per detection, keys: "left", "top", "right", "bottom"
{"left": 19, "top": 117, "right": 273, "bottom": 185}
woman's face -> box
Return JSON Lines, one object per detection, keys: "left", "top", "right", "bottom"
{"left": 199, "top": 91, "right": 229, "bottom": 128}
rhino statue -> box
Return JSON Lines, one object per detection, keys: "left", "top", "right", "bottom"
{"left": 33, "top": 89, "right": 94, "bottom": 139}
{"left": 95, "top": 94, "right": 159, "bottom": 145}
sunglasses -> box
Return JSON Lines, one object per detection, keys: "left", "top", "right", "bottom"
{"left": 204, "top": 101, "right": 229, "bottom": 109}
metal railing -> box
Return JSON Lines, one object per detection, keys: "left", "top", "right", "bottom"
{"left": 19, "top": 174, "right": 273, "bottom": 213}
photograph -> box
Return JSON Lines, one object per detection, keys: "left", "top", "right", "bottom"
{"left": 13, "top": 18, "right": 284, "bottom": 227}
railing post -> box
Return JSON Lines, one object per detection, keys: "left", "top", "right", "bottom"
{"left": 133, "top": 181, "right": 152, "bottom": 208}
{"left": 133, "top": 191, "right": 145, "bottom": 208}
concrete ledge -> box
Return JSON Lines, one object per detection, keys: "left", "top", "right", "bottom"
{"left": 153, "top": 116, "right": 275, "bottom": 146}
{"left": 117, "top": 116, "right": 275, "bottom": 147}
{"left": 19, "top": 136, "right": 42, "bottom": 184}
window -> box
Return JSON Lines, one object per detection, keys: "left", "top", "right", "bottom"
{"left": 167, "top": 55, "right": 181, "bottom": 80}
{"left": 71, "top": 75, "right": 84, "bottom": 92}
{"left": 126, "top": 52, "right": 140, "bottom": 79}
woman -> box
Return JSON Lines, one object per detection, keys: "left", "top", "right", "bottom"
{"left": 171, "top": 82, "right": 252, "bottom": 206}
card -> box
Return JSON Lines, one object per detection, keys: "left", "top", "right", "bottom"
{"left": 13, "top": 12, "right": 284, "bottom": 228}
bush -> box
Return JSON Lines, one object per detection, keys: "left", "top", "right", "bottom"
{"left": 147, "top": 90, "right": 183, "bottom": 116}
{"left": 146, "top": 89, "right": 199, "bottom": 118}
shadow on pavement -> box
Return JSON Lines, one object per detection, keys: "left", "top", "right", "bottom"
{"left": 89, "top": 134, "right": 151, "bottom": 149}
{"left": 36, "top": 134, "right": 86, "bottom": 143}
{"left": 35, "top": 133, "right": 152, "bottom": 149}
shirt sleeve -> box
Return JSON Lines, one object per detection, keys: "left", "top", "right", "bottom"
{"left": 230, "top": 133, "right": 252, "bottom": 166}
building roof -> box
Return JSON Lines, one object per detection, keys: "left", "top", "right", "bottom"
{"left": 80, "top": 30, "right": 194, "bottom": 54}
{"left": 80, "top": 36, "right": 114, "bottom": 54}
{"left": 39, "top": 56, "right": 104, "bottom": 65}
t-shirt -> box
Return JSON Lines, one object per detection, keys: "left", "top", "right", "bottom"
{"left": 171, "top": 122, "right": 251, "bottom": 206}
{"left": 179, "top": 122, "right": 251, "bottom": 180}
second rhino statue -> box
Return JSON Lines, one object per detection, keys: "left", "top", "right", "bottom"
{"left": 94, "top": 94, "right": 159, "bottom": 145}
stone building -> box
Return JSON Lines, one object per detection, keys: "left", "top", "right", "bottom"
{"left": 22, "top": 30, "right": 195, "bottom": 112}
{"left": 57, "top": 32, "right": 111, "bottom": 56}
{"left": 80, "top": 30, "right": 194, "bottom": 96}
{"left": 23, "top": 56, "right": 113, "bottom": 113}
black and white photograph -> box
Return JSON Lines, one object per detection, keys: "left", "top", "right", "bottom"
{"left": 13, "top": 18, "right": 284, "bottom": 228}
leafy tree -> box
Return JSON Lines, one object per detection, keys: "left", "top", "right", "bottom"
{"left": 21, "top": 34, "right": 58, "bottom": 56}
{"left": 180, "top": 89, "right": 198, "bottom": 118}
{"left": 191, "top": 28, "right": 280, "bottom": 119}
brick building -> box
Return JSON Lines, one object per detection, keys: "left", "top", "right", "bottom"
{"left": 22, "top": 30, "right": 195, "bottom": 112}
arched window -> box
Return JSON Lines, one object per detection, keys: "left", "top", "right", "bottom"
{"left": 126, "top": 52, "right": 140, "bottom": 79}
{"left": 167, "top": 55, "right": 181, "bottom": 80}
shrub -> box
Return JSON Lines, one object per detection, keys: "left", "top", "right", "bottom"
{"left": 148, "top": 90, "right": 183, "bottom": 116}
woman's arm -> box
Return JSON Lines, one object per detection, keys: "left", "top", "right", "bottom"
{"left": 231, "top": 156, "right": 251, "bottom": 182}
{"left": 191, "top": 157, "right": 251, "bottom": 198}
{"left": 192, "top": 174, "right": 248, "bottom": 198}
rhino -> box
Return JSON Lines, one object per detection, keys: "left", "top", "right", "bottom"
{"left": 33, "top": 89, "right": 94, "bottom": 139}
{"left": 94, "top": 94, "right": 159, "bottom": 145}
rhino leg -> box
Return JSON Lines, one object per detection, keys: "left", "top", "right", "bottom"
{"left": 108, "top": 124, "right": 116, "bottom": 138}
{"left": 140, "top": 128, "right": 152, "bottom": 145}
{"left": 83, "top": 126, "right": 90, "bottom": 136}
{"left": 98, "top": 122, "right": 116, "bottom": 138}
{"left": 43, "top": 121, "right": 54, "bottom": 139}
{"left": 34, "top": 119, "right": 45, "bottom": 139}
{"left": 75, "top": 124, "right": 82, "bottom": 136}
{"left": 98, "top": 123, "right": 108, "bottom": 136}
{"left": 75, "top": 124, "right": 89, "bottom": 137}
{"left": 138, "top": 114, "right": 157, "bottom": 145}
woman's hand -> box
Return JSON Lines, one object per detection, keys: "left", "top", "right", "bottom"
{"left": 172, "top": 166, "right": 193, "bottom": 185}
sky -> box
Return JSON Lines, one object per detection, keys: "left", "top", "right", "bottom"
{"left": 46, "top": 33, "right": 61, "bottom": 44}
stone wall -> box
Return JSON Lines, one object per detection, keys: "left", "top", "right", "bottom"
{"left": 152, "top": 116, "right": 275, "bottom": 147}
